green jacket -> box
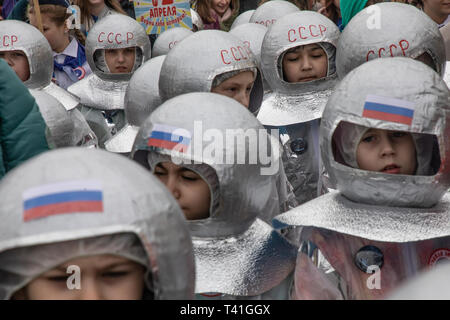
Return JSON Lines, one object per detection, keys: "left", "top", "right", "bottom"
{"left": 0, "top": 59, "right": 49, "bottom": 178}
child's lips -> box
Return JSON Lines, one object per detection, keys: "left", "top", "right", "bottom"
{"left": 381, "top": 164, "right": 401, "bottom": 174}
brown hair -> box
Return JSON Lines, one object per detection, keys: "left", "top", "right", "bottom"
{"left": 73, "top": 0, "right": 126, "bottom": 31}
{"left": 28, "top": 2, "right": 86, "bottom": 45}
{"left": 320, "top": 0, "right": 340, "bottom": 24}
{"left": 195, "top": 0, "right": 239, "bottom": 23}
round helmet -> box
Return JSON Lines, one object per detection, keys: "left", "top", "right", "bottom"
{"left": 230, "top": 10, "right": 255, "bottom": 30}
{"left": 86, "top": 14, "right": 151, "bottom": 81}
{"left": 322, "top": 57, "right": 450, "bottom": 208}
{"left": 0, "top": 20, "right": 53, "bottom": 89}
{"left": 152, "top": 27, "right": 193, "bottom": 58}
{"left": 159, "top": 30, "right": 263, "bottom": 113}
{"left": 0, "top": 148, "right": 195, "bottom": 299}
{"left": 249, "top": 0, "right": 300, "bottom": 27}
{"left": 336, "top": 2, "right": 446, "bottom": 79}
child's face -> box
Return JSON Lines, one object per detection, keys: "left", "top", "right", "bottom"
{"left": 282, "top": 43, "right": 328, "bottom": 83}
{"left": 356, "top": 128, "right": 417, "bottom": 175}
{"left": 0, "top": 50, "right": 30, "bottom": 81}
{"left": 104, "top": 47, "right": 136, "bottom": 73}
{"left": 211, "top": 71, "right": 255, "bottom": 108}
{"left": 423, "top": 0, "right": 450, "bottom": 19}
{"left": 29, "top": 13, "right": 69, "bottom": 53}
{"left": 211, "top": 0, "right": 231, "bottom": 16}
{"left": 13, "top": 254, "right": 145, "bottom": 300}
{"left": 154, "top": 161, "right": 211, "bottom": 221}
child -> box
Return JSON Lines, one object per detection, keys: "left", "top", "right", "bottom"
{"left": 68, "top": 14, "right": 151, "bottom": 148}
{"left": 336, "top": 2, "right": 446, "bottom": 79}
{"left": 273, "top": 57, "right": 450, "bottom": 299}
{"left": 104, "top": 55, "right": 166, "bottom": 155}
{"left": 131, "top": 92, "right": 298, "bottom": 299}
{"left": 28, "top": 0, "right": 92, "bottom": 90}
{"left": 0, "top": 147, "right": 195, "bottom": 299}
{"left": 257, "top": 11, "right": 340, "bottom": 204}
{"left": 411, "top": 0, "right": 450, "bottom": 26}
{"left": 159, "top": 30, "right": 263, "bottom": 113}
{"left": 195, "top": 0, "right": 239, "bottom": 31}
{"left": 0, "top": 20, "right": 98, "bottom": 148}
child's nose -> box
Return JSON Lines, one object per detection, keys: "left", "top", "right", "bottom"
{"left": 166, "top": 175, "right": 181, "bottom": 199}
{"left": 300, "top": 57, "right": 313, "bottom": 70}
{"left": 380, "top": 137, "right": 395, "bottom": 156}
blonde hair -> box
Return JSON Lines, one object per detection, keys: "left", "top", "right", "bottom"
{"left": 28, "top": 2, "right": 86, "bottom": 46}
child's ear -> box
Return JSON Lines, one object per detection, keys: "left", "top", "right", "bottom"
{"left": 64, "top": 19, "right": 71, "bottom": 33}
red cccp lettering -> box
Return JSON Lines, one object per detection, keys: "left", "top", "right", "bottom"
{"left": 287, "top": 24, "right": 327, "bottom": 42}
{"left": 366, "top": 39, "right": 410, "bottom": 61}
{"left": 2, "top": 35, "right": 18, "bottom": 47}
{"left": 220, "top": 46, "right": 250, "bottom": 65}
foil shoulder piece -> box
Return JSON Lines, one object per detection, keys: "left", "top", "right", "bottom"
{"left": 445, "top": 61, "right": 450, "bottom": 89}
{"left": 193, "top": 218, "right": 297, "bottom": 296}
{"left": 42, "top": 82, "right": 80, "bottom": 111}
{"left": 273, "top": 190, "right": 450, "bottom": 243}
{"left": 257, "top": 89, "right": 334, "bottom": 126}
{"left": 104, "top": 124, "right": 139, "bottom": 154}
{"left": 68, "top": 74, "right": 128, "bottom": 110}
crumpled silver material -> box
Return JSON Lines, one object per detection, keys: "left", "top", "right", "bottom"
{"left": 105, "top": 56, "right": 166, "bottom": 154}
{"left": 152, "top": 28, "right": 193, "bottom": 58}
{"left": 190, "top": 9, "right": 204, "bottom": 31}
{"left": 273, "top": 190, "right": 450, "bottom": 243}
{"left": 230, "top": 10, "right": 255, "bottom": 30}
{"left": 445, "top": 61, "right": 450, "bottom": 88}
{"left": 321, "top": 57, "right": 450, "bottom": 208}
{"left": 336, "top": 2, "right": 446, "bottom": 79}
{"left": 194, "top": 219, "right": 297, "bottom": 296}
{"left": 0, "top": 20, "right": 53, "bottom": 90}
{"left": 249, "top": 0, "right": 300, "bottom": 27}
{"left": 85, "top": 14, "right": 151, "bottom": 82}
{"left": 131, "top": 92, "right": 297, "bottom": 296}
{"left": 229, "top": 23, "right": 270, "bottom": 92}
{"left": 258, "top": 11, "right": 340, "bottom": 204}
{"left": 29, "top": 90, "right": 77, "bottom": 148}
{"left": 0, "top": 20, "right": 98, "bottom": 148}
{"left": 0, "top": 148, "right": 195, "bottom": 300}
{"left": 159, "top": 30, "right": 263, "bottom": 114}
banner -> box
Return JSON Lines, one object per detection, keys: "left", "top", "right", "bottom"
{"left": 133, "top": 0, "right": 193, "bottom": 35}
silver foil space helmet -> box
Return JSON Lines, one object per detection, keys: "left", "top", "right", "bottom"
{"left": 159, "top": 30, "right": 264, "bottom": 114}
{"left": 29, "top": 90, "right": 77, "bottom": 149}
{"left": 229, "top": 23, "right": 267, "bottom": 67}
{"left": 261, "top": 10, "right": 339, "bottom": 96}
{"left": 0, "top": 20, "right": 53, "bottom": 89}
{"left": 190, "top": 9, "right": 204, "bottom": 31}
{"left": 86, "top": 14, "right": 151, "bottom": 82}
{"left": 152, "top": 27, "right": 193, "bottom": 58}
{"left": 249, "top": 0, "right": 300, "bottom": 27}
{"left": 322, "top": 57, "right": 450, "bottom": 208}
{"left": 0, "top": 148, "right": 195, "bottom": 300}
{"left": 336, "top": 2, "right": 446, "bottom": 79}
{"left": 131, "top": 92, "right": 296, "bottom": 296}
{"left": 230, "top": 10, "right": 255, "bottom": 30}
{"left": 105, "top": 56, "right": 166, "bottom": 154}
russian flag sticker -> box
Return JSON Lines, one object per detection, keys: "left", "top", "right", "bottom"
{"left": 23, "top": 180, "right": 103, "bottom": 222}
{"left": 147, "top": 123, "right": 192, "bottom": 153}
{"left": 362, "top": 95, "right": 415, "bottom": 126}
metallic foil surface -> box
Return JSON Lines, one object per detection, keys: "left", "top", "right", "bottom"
{"left": 105, "top": 56, "right": 165, "bottom": 154}
{"left": 274, "top": 190, "right": 450, "bottom": 243}
{"left": 191, "top": 9, "right": 204, "bottom": 31}
{"left": 321, "top": 58, "right": 450, "bottom": 208}
{"left": 131, "top": 93, "right": 296, "bottom": 296}
{"left": 230, "top": 10, "right": 255, "bottom": 30}
{"left": 194, "top": 218, "right": 297, "bottom": 296}
{"left": 0, "top": 148, "right": 195, "bottom": 300}
{"left": 152, "top": 28, "right": 193, "bottom": 58}
{"left": 0, "top": 20, "right": 53, "bottom": 90}
{"left": 336, "top": 2, "right": 446, "bottom": 79}
{"left": 159, "top": 30, "right": 263, "bottom": 114}
{"left": 30, "top": 90, "right": 77, "bottom": 148}
{"left": 85, "top": 14, "right": 151, "bottom": 82}
{"left": 249, "top": 1, "right": 300, "bottom": 27}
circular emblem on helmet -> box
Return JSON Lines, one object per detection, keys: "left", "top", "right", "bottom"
{"left": 354, "top": 245, "right": 384, "bottom": 273}
{"left": 290, "top": 138, "right": 307, "bottom": 155}
{"left": 428, "top": 248, "right": 450, "bottom": 267}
